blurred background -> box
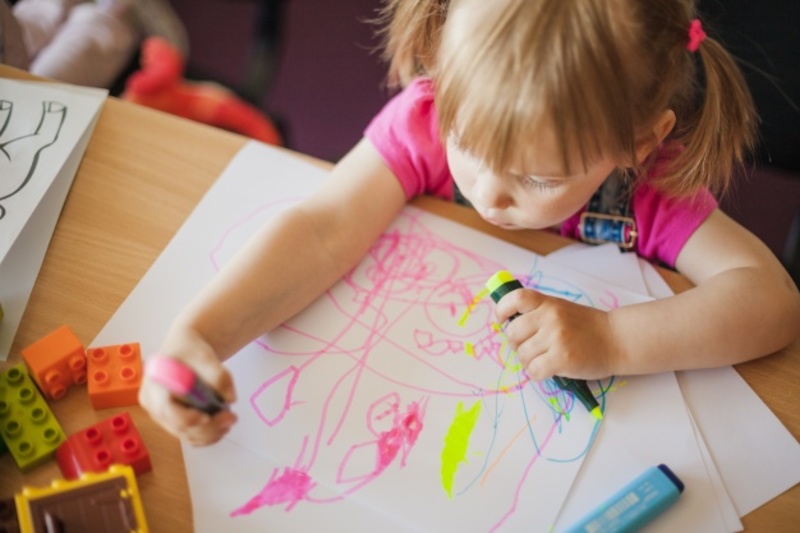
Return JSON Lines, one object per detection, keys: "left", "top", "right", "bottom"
{"left": 170, "top": 0, "right": 388, "bottom": 163}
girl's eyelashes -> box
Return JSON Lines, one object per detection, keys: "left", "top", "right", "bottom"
{"left": 519, "top": 174, "right": 561, "bottom": 191}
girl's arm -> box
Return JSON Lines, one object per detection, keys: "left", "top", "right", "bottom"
{"left": 172, "top": 138, "right": 407, "bottom": 360}
{"left": 495, "top": 209, "right": 800, "bottom": 380}
{"left": 139, "top": 138, "right": 407, "bottom": 444}
{"left": 609, "top": 208, "right": 800, "bottom": 374}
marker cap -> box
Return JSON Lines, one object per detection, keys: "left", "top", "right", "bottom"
{"left": 144, "top": 355, "right": 227, "bottom": 415}
{"left": 564, "top": 464, "right": 684, "bottom": 533}
{"left": 485, "top": 270, "right": 524, "bottom": 303}
{"left": 145, "top": 355, "right": 195, "bottom": 396}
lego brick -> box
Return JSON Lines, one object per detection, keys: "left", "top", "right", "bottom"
{"left": 0, "top": 497, "right": 20, "bottom": 533}
{"left": 86, "top": 343, "right": 143, "bottom": 410}
{"left": 0, "top": 365, "right": 65, "bottom": 472}
{"left": 55, "top": 411, "right": 152, "bottom": 479}
{"left": 15, "top": 464, "right": 149, "bottom": 533}
{"left": 21, "top": 325, "right": 86, "bottom": 400}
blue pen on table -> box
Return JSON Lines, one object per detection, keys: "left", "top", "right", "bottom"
{"left": 144, "top": 355, "right": 228, "bottom": 415}
{"left": 564, "top": 464, "right": 685, "bottom": 532}
{"left": 485, "top": 270, "right": 603, "bottom": 420}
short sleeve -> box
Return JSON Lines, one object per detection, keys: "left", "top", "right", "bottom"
{"left": 631, "top": 184, "right": 717, "bottom": 267}
{"left": 364, "top": 78, "right": 454, "bottom": 201}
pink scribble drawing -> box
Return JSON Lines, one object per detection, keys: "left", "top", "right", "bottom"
{"left": 213, "top": 206, "right": 615, "bottom": 530}
{"left": 232, "top": 465, "right": 315, "bottom": 515}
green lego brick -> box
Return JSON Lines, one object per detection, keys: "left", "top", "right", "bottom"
{"left": 0, "top": 364, "right": 65, "bottom": 471}
{"left": 0, "top": 431, "right": 6, "bottom": 455}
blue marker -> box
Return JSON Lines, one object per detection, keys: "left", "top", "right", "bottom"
{"left": 564, "top": 464, "right": 684, "bottom": 533}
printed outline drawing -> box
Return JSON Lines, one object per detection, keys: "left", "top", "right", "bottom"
{"left": 0, "top": 100, "right": 67, "bottom": 220}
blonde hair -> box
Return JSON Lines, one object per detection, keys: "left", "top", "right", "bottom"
{"left": 377, "top": 0, "right": 756, "bottom": 197}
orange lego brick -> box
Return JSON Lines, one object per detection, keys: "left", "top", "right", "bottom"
{"left": 21, "top": 325, "right": 86, "bottom": 400}
{"left": 86, "top": 344, "right": 143, "bottom": 410}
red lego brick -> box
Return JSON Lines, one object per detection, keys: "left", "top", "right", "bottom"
{"left": 86, "top": 343, "right": 143, "bottom": 409}
{"left": 21, "top": 325, "right": 87, "bottom": 400}
{"left": 55, "top": 411, "right": 151, "bottom": 479}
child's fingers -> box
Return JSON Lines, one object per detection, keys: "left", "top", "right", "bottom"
{"left": 514, "top": 333, "right": 544, "bottom": 365}
{"left": 141, "top": 378, "right": 237, "bottom": 446}
{"left": 503, "top": 312, "right": 541, "bottom": 350}
{"left": 494, "top": 288, "right": 545, "bottom": 324}
{"left": 524, "top": 351, "right": 556, "bottom": 382}
{"left": 140, "top": 379, "right": 206, "bottom": 428}
{"left": 208, "top": 365, "right": 237, "bottom": 404}
{"left": 183, "top": 353, "right": 237, "bottom": 405}
{"left": 184, "top": 410, "right": 238, "bottom": 447}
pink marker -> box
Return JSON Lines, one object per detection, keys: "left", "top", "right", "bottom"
{"left": 145, "top": 355, "right": 228, "bottom": 415}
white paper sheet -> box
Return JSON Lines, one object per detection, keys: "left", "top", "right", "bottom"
{"left": 548, "top": 243, "right": 649, "bottom": 296}
{"left": 94, "top": 142, "right": 725, "bottom": 531}
{"left": 677, "top": 366, "right": 800, "bottom": 517}
{"left": 0, "top": 79, "right": 106, "bottom": 360}
{"left": 635, "top": 258, "right": 800, "bottom": 523}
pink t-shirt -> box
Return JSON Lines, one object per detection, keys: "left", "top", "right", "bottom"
{"left": 365, "top": 78, "right": 717, "bottom": 268}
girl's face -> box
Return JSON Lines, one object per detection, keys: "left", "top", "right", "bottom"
{"left": 446, "top": 131, "right": 618, "bottom": 230}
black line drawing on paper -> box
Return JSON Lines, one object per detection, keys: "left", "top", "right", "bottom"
{"left": 0, "top": 100, "right": 67, "bottom": 220}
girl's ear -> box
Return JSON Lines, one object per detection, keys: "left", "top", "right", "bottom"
{"left": 635, "top": 109, "right": 677, "bottom": 164}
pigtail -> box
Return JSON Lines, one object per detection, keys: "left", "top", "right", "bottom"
{"left": 665, "top": 35, "right": 757, "bottom": 196}
{"left": 376, "top": 0, "right": 450, "bottom": 87}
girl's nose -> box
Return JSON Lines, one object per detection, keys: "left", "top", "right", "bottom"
{"left": 473, "top": 174, "right": 513, "bottom": 210}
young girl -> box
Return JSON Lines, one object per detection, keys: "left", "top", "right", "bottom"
{"left": 139, "top": 0, "right": 800, "bottom": 446}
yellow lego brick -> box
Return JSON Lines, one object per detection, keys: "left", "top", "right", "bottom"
{"left": 15, "top": 464, "right": 148, "bottom": 533}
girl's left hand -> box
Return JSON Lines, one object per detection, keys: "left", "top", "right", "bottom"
{"left": 492, "top": 288, "right": 621, "bottom": 380}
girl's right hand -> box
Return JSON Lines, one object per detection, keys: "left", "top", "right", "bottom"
{"left": 138, "top": 330, "right": 238, "bottom": 446}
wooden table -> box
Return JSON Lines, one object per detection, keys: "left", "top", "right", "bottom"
{"left": 1, "top": 65, "right": 797, "bottom": 531}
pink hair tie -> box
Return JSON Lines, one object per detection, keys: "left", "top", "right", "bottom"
{"left": 687, "top": 19, "right": 706, "bottom": 52}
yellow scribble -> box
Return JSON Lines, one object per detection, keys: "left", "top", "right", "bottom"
{"left": 603, "top": 379, "right": 627, "bottom": 394}
{"left": 457, "top": 288, "right": 490, "bottom": 327}
{"left": 440, "top": 401, "right": 482, "bottom": 499}
{"left": 548, "top": 397, "right": 571, "bottom": 421}
{"left": 464, "top": 342, "right": 475, "bottom": 357}
{"left": 491, "top": 322, "right": 502, "bottom": 333}
{"left": 497, "top": 340, "right": 522, "bottom": 372}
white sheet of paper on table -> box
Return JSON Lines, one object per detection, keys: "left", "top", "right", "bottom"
{"left": 0, "top": 79, "right": 106, "bottom": 360}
